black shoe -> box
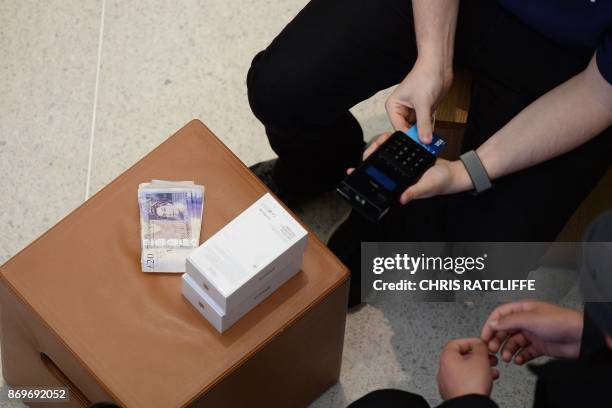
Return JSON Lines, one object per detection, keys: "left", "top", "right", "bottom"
{"left": 249, "top": 159, "right": 314, "bottom": 209}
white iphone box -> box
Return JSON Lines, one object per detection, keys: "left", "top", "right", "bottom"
{"left": 185, "top": 193, "right": 307, "bottom": 312}
{"left": 182, "top": 258, "right": 302, "bottom": 333}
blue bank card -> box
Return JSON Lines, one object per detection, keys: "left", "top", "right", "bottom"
{"left": 404, "top": 125, "right": 446, "bottom": 156}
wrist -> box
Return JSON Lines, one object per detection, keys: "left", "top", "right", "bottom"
{"left": 447, "top": 160, "right": 474, "bottom": 194}
{"left": 442, "top": 379, "right": 492, "bottom": 401}
{"left": 568, "top": 310, "right": 584, "bottom": 357}
{"left": 439, "top": 394, "right": 497, "bottom": 408}
{"left": 414, "top": 55, "right": 453, "bottom": 89}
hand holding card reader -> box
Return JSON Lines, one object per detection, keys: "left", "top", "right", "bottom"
{"left": 337, "top": 125, "right": 446, "bottom": 222}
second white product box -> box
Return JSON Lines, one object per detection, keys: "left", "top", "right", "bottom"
{"left": 186, "top": 193, "right": 308, "bottom": 312}
{"left": 182, "top": 258, "right": 302, "bottom": 332}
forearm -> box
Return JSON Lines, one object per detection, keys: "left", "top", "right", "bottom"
{"left": 412, "top": 0, "right": 459, "bottom": 80}
{"left": 477, "top": 54, "right": 612, "bottom": 181}
{"left": 446, "top": 54, "right": 612, "bottom": 194}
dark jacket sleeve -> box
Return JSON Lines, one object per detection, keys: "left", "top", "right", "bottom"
{"left": 579, "top": 305, "right": 608, "bottom": 359}
{"left": 436, "top": 394, "right": 498, "bottom": 408}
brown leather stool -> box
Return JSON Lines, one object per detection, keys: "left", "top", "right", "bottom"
{"left": 0, "top": 120, "right": 349, "bottom": 408}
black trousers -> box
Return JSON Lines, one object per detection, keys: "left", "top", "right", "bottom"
{"left": 346, "top": 389, "right": 497, "bottom": 408}
{"left": 347, "top": 389, "right": 429, "bottom": 408}
{"left": 247, "top": 0, "right": 612, "bottom": 304}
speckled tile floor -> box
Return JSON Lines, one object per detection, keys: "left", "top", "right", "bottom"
{"left": 0, "top": 1, "right": 580, "bottom": 407}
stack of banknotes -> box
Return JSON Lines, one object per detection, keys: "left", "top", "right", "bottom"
{"left": 138, "top": 180, "right": 204, "bottom": 272}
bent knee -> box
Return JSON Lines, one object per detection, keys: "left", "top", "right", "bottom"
{"left": 247, "top": 49, "right": 324, "bottom": 128}
{"left": 247, "top": 50, "right": 291, "bottom": 125}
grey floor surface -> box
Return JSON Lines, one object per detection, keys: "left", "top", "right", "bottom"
{"left": 0, "top": 1, "right": 581, "bottom": 407}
